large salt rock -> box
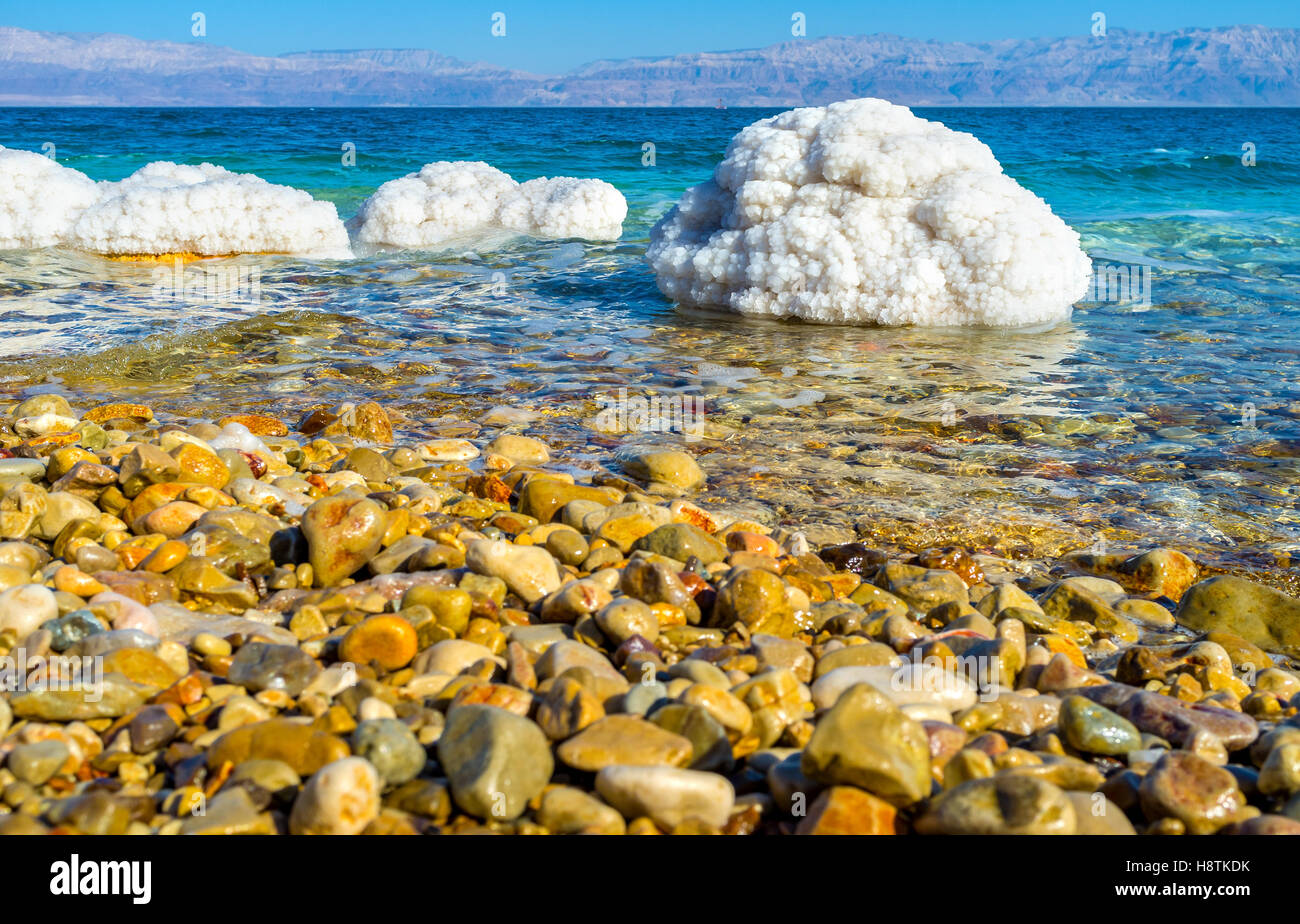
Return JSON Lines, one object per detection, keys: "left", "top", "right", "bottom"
{"left": 70, "top": 161, "right": 351, "bottom": 258}
{"left": 0, "top": 148, "right": 100, "bottom": 249}
{"left": 647, "top": 98, "right": 1091, "bottom": 327}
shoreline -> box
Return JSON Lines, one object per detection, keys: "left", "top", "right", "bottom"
{"left": 1, "top": 394, "right": 1299, "bottom": 834}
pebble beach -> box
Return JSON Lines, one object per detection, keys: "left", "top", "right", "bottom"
{"left": 2, "top": 393, "right": 1300, "bottom": 836}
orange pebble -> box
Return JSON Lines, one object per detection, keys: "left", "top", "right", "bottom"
{"left": 338, "top": 615, "right": 419, "bottom": 671}
{"left": 1041, "top": 634, "right": 1087, "bottom": 670}
{"left": 725, "top": 530, "right": 781, "bottom": 556}
{"left": 139, "top": 539, "right": 189, "bottom": 573}
{"left": 115, "top": 545, "right": 153, "bottom": 570}
{"left": 53, "top": 565, "right": 108, "bottom": 598}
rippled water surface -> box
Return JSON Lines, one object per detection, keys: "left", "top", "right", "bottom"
{"left": 1, "top": 107, "right": 1298, "bottom": 578}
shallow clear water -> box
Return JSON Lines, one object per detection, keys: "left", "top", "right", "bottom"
{"left": 1, "top": 107, "right": 1298, "bottom": 579}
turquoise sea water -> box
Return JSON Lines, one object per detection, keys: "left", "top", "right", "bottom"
{"left": 1, "top": 107, "right": 1298, "bottom": 576}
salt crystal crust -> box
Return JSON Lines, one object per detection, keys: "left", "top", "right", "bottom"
{"left": 354, "top": 161, "right": 627, "bottom": 248}
{"left": 646, "top": 98, "right": 1092, "bottom": 327}
{"left": 70, "top": 161, "right": 352, "bottom": 258}
{"left": 0, "top": 147, "right": 100, "bottom": 250}
{"left": 0, "top": 154, "right": 351, "bottom": 258}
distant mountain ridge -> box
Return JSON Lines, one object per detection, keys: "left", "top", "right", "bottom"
{"left": 1, "top": 24, "right": 1297, "bottom": 106}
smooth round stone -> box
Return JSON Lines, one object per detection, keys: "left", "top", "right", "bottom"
{"left": 128, "top": 704, "right": 179, "bottom": 753}
{"left": 437, "top": 704, "right": 553, "bottom": 821}
{"left": 623, "top": 681, "right": 669, "bottom": 716}
{"left": 534, "top": 639, "right": 625, "bottom": 685}
{"left": 417, "top": 438, "right": 479, "bottom": 463}
{"left": 647, "top": 706, "right": 738, "bottom": 774}
{"left": 545, "top": 530, "right": 589, "bottom": 567}
{"left": 403, "top": 586, "right": 472, "bottom": 634}
{"left": 0, "top": 584, "right": 58, "bottom": 638}
{"left": 596, "top": 597, "right": 659, "bottom": 644}
{"left": 352, "top": 718, "right": 427, "bottom": 787}
{"left": 535, "top": 676, "right": 604, "bottom": 740}
{"left": 681, "top": 683, "right": 752, "bottom": 738}
{"left": 1138, "top": 751, "right": 1251, "bottom": 835}
{"left": 811, "top": 662, "right": 976, "bottom": 712}
{"left": 289, "top": 757, "right": 381, "bottom": 835}
{"left": 801, "top": 684, "right": 932, "bottom": 807}
{"left": 227, "top": 642, "right": 321, "bottom": 696}
{"left": 1117, "top": 598, "right": 1176, "bottom": 629}
{"left": 634, "top": 523, "right": 727, "bottom": 565}
{"left": 540, "top": 578, "right": 612, "bottom": 624}
{"left": 0, "top": 459, "right": 47, "bottom": 484}
{"left": 485, "top": 434, "right": 550, "bottom": 465}
{"left": 339, "top": 615, "right": 419, "bottom": 670}
{"left": 343, "top": 447, "right": 395, "bottom": 483}
{"left": 813, "top": 642, "right": 901, "bottom": 678}
{"left": 1259, "top": 742, "right": 1300, "bottom": 796}
{"left": 464, "top": 539, "right": 561, "bottom": 604}
{"left": 300, "top": 495, "right": 387, "bottom": 586}
{"left": 0, "top": 564, "right": 30, "bottom": 591}
{"left": 0, "top": 542, "right": 48, "bottom": 573}
{"left": 617, "top": 449, "right": 706, "bottom": 491}
{"left": 14, "top": 394, "right": 73, "bottom": 419}
{"left": 595, "top": 765, "right": 734, "bottom": 830}
{"left": 1175, "top": 575, "right": 1300, "bottom": 658}
{"left": 537, "top": 785, "right": 626, "bottom": 834}
{"left": 1059, "top": 694, "right": 1141, "bottom": 756}
{"left": 412, "top": 639, "right": 501, "bottom": 676}
{"left": 667, "top": 659, "right": 731, "bottom": 688}
{"left": 35, "top": 492, "right": 99, "bottom": 541}
{"left": 8, "top": 739, "right": 70, "bottom": 785}
{"left": 207, "top": 718, "right": 349, "bottom": 776}
{"left": 917, "top": 775, "right": 1077, "bottom": 834}
{"left": 877, "top": 562, "right": 969, "bottom": 612}
{"left": 557, "top": 715, "right": 692, "bottom": 771}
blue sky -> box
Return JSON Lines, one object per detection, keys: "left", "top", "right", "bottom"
{"left": 6, "top": 0, "right": 1300, "bottom": 72}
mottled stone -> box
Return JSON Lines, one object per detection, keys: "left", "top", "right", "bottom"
{"left": 917, "top": 775, "right": 1077, "bottom": 835}
{"left": 1176, "top": 576, "right": 1300, "bottom": 657}
{"left": 556, "top": 715, "right": 692, "bottom": 771}
{"left": 1139, "top": 751, "right": 1251, "bottom": 835}
{"left": 437, "top": 705, "right": 553, "bottom": 820}
{"left": 802, "top": 683, "right": 932, "bottom": 806}
{"left": 227, "top": 641, "right": 320, "bottom": 696}
{"left": 289, "top": 757, "right": 381, "bottom": 835}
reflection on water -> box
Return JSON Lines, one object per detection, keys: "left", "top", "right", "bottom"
{"left": 2, "top": 239, "right": 1298, "bottom": 585}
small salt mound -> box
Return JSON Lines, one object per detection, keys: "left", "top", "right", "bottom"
{"left": 70, "top": 162, "right": 352, "bottom": 259}
{"left": 496, "top": 177, "right": 627, "bottom": 241}
{"left": 353, "top": 162, "right": 518, "bottom": 249}
{"left": 647, "top": 98, "right": 1092, "bottom": 328}
{"left": 354, "top": 161, "right": 626, "bottom": 249}
{"left": 0, "top": 147, "right": 100, "bottom": 249}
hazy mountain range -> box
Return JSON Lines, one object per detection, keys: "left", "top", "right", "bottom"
{"left": 1, "top": 24, "right": 1297, "bottom": 106}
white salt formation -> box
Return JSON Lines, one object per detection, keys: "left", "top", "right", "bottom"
{"left": 70, "top": 162, "right": 352, "bottom": 258}
{"left": 354, "top": 161, "right": 626, "bottom": 248}
{"left": 0, "top": 147, "right": 100, "bottom": 249}
{"left": 646, "top": 98, "right": 1092, "bottom": 327}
